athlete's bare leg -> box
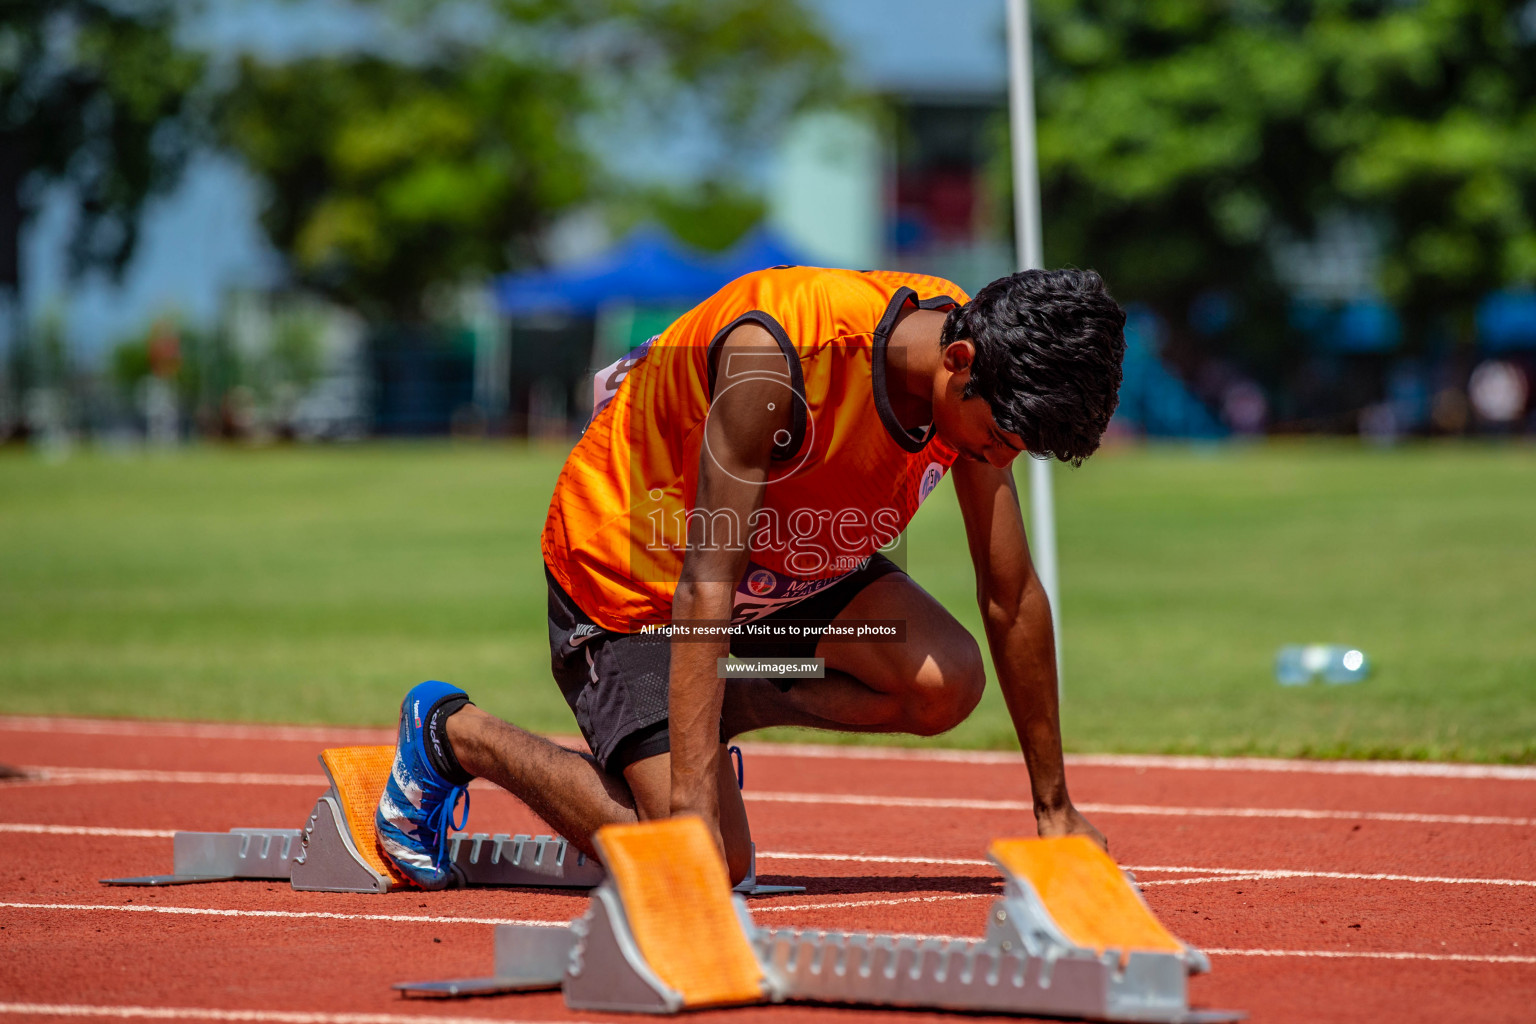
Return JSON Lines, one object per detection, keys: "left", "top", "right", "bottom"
{"left": 721, "top": 572, "right": 985, "bottom": 739}
{"left": 445, "top": 707, "right": 634, "bottom": 860}
{"left": 445, "top": 708, "right": 752, "bottom": 882}
{"left": 623, "top": 747, "right": 753, "bottom": 884}
{"left": 447, "top": 572, "right": 973, "bottom": 877}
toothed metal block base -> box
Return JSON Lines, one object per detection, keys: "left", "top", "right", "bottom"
{"left": 448, "top": 832, "right": 603, "bottom": 888}
{"left": 396, "top": 925, "right": 574, "bottom": 998}
{"left": 104, "top": 802, "right": 608, "bottom": 893}
{"left": 394, "top": 876, "right": 1242, "bottom": 1021}
{"left": 290, "top": 794, "right": 395, "bottom": 893}
{"left": 562, "top": 885, "right": 686, "bottom": 1014}
{"left": 754, "top": 923, "right": 1230, "bottom": 1022}
{"left": 101, "top": 828, "right": 302, "bottom": 886}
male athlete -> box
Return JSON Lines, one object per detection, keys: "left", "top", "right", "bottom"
{"left": 374, "top": 265, "right": 1126, "bottom": 888}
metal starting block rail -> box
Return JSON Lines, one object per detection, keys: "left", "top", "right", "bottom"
{"left": 397, "top": 819, "right": 1243, "bottom": 1024}
{"left": 101, "top": 745, "right": 800, "bottom": 898}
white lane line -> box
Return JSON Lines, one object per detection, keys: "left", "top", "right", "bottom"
{"left": 738, "top": 742, "right": 1536, "bottom": 781}
{"left": 743, "top": 926, "right": 1536, "bottom": 966}
{"left": 0, "top": 716, "right": 395, "bottom": 744}
{"left": 1080, "top": 801, "right": 1536, "bottom": 827}
{"left": 757, "top": 850, "right": 992, "bottom": 867}
{"left": 1078, "top": 801, "right": 1535, "bottom": 827}
{"left": 1205, "top": 948, "right": 1536, "bottom": 964}
{"left": 13, "top": 768, "right": 506, "bottom": 790}
{"left": 15, "top": 768, "right": 326, "bottom": 787}
{"left": 1, "top": 894, "right": 995, "bottom": 923}
{"left": 23, "top": 768, "right": 1528, "bottom": 827}
{"left": 1132, "top": 867, "right": 1536, "bottom": 888}
{"left": 755, "top": 853, "right": 1536, "bottom": 889}
{"left": 0, "top": 823, "right": 175, "bottom": 838}
{"left": 747, "top": 937, "right": 1536, "bottom": 966}
{"left": 1130, "top": 864, "right": 1296, "bottom": 874}
{"left": 6, "top": 715, "right": 1532, "bottom": 780}
{"left": 0, "top": 1004, "right": 590, "bottom": 1024}
{"left": 10, "top": 827, "right": 1533, "bottom": 890}
{"left": 1139, "top": 874, "right": 1274, "bottom": 887}
{"left": 746, "top": 792, "right": 1536, "bottom": 827}
{"left": 1066, "top": 755, "right": 1536, "bottom": 782}
{"left": 0, "top": 901, "right": 568, "bottom": 928}
{"left": 754, "top": 892, "right": 995, "bottom": 913}
{"left": 7, "top": 901, "right": 1535, "bottom": 966}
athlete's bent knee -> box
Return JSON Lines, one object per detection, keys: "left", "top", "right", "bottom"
{"left": 904, "top": 640, "right": 985, "bottom": 737}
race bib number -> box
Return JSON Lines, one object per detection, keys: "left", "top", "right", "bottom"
{"left": 588, "top": 336, "right": 658, "bottom": 427}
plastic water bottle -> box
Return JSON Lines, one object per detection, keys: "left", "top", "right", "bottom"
{"left": 1274, "top": 645, "right": 1370, "bottom": 685}
{"left": 1273, "top": 645, "right": 1314, "bottom": 686}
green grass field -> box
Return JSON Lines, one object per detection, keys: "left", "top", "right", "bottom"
{"left": 1, "top": 440, "right": 1531, "bottom": 762}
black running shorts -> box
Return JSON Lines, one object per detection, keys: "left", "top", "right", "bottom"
{"left": 547, "top": 555, "right": 904, "bottom": 774}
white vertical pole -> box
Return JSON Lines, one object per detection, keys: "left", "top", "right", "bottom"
{"left": 1005, "top": 0, "right": 1062, "bottom": 693}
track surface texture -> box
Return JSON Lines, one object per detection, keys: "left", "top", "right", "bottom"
{"left": 1, "top": 715, "right": 1533, "bottom": 1024}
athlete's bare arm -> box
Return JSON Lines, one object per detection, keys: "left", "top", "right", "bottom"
{"left": 951, "top": 457, "right": 1107, "bottom": 849}
{"left": 668, "top": 324, "right": 791, "bottom": 852}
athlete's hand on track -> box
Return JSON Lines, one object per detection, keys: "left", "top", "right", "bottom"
{"left": 1035, "top": 804, "right": 1108, "bottom": 852}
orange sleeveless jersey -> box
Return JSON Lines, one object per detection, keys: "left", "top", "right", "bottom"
{"left": 541, "top": 266, "right": 969, "bottom": 632}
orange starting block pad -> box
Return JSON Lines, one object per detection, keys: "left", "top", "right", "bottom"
{"left": 398, "top": 819, "right": 1243, "bottom": 1023}
{"left": 100, "top": 746, "right": 795, "bottom": 897}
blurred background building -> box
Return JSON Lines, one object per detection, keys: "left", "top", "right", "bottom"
{"left": 4, "top": 0, "right": 1534, "bottom": 444}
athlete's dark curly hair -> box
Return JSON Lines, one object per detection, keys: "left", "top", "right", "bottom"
{"left": 941, "top": 268, "right": 1127, "bottom": 466}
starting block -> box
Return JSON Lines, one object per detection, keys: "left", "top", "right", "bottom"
{"left": 101, "top": 745, "right": 800, "bottom": 898}
{"left": 397, "top": 818, "right": 1242, "bottom": 1023}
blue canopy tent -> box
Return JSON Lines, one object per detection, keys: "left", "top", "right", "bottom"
{"left": 1111, "top": 306, "right": 1226, "bottom": 439}
{"left": 714, "top": 229, "right": 810, "bottom": 280}
{"left": 488, "top": 226, "right": 815, "bottom": 433}
{"left": 492, "top": 226, "right": 812, "bottom": 317}
{"left": 1478, "top": 290, "right": 1536, "bottom": 352}
{"left": 494, "top": 228, "right": 722, "bottom": 316}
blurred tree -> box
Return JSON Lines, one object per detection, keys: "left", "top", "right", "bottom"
{"left": 612, "top": 180, "right": 767, "bottom": 252}
{"left": 221, "top": 0, "right": 841, "bottom": 322}
{"left": 222, "top": 52, "right": 584, "bottom": 323}
{"left": 1024, "top": 0, "right": 1536, "bottom": 365}
{"left": 0, "top": 2, "right": 206, "bottom": 359}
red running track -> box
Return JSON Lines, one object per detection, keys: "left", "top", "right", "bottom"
{"left": 1, "top": 715, "right": 1533, "bottom": 1024}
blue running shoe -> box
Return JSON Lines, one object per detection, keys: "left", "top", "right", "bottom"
{"left": 376, "top": 680, "right": 471, "bottom": 890}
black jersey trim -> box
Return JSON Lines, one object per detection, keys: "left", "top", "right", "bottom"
{"left": 706, "top": 310, "right": 807, "bottom": 461}
{"left": 871, "top": 287, "right": 959, "bottom": 453}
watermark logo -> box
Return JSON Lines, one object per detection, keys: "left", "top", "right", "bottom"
{"left": 701, "top": 348, "right": 816, "bottom": 485}
{"left": 625, "top": 342, "right": 913, "bottom": 585}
